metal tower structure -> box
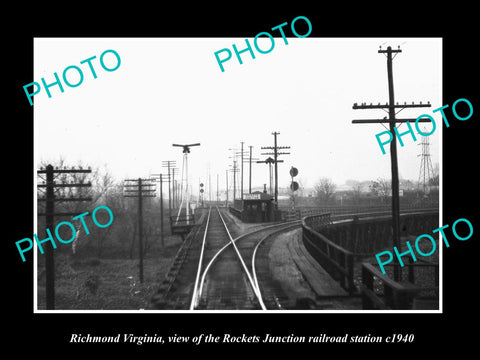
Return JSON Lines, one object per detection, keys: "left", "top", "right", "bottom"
{"left": 417, "top": 129, "right": 435, "bottom": 194}
{"left": 172, "top": 143, "right": 200, "bottom": 225}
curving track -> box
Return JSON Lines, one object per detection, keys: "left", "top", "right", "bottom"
{"left": 186, "top": 206, "right": 301, "bottom": 310}
{"left": 152, "top": 206, "right": 436, "bottom": 310}
{"left": 190, "top": 206, "right": 263, "bottom": 310}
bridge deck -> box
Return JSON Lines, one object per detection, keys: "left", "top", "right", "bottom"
{"left": 287, "top": 229, "right": 348, "bottom": 297}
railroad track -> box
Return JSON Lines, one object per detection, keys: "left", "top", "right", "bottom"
{"left": 191, "top": 206, "right": 301, "bottom": 310}
{"left": 151, "top": 206, "right": 301, "bottom": 310}
{"left": 152, "top": 206, "right": 438, "bottom": 310}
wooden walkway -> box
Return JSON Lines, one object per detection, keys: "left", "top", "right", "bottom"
{"left": 287, "top": 229, "right": 348, "bottom": 297}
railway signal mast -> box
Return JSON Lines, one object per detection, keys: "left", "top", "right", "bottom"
{"left": 290, "top": 166, "right": 299, "bottom": 211}
{"left": 256, "top": 157, "right": 283, "bottom": 196}
{"left": 172, "top": 143, "right": 200, "bottom": 225}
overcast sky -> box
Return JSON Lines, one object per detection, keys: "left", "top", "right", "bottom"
{"left": 34, "top": 38, "right": 441, "bottom": 196}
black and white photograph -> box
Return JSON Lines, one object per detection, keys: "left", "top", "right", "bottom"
{"left": 32, "top": 37, "right": 442, "bottom": 313}
{"left": 5, "top": 5, "right": 478, "bottom": 354}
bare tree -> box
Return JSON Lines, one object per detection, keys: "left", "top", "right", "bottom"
{"left": 369, "top": 178, "right": 390, "bottom": 202}
{"left": 296, "top": 177, "right": 307, "bottom": 197}
{"left": 350, "top": 181, "right": 363, "bottom": 204}
{"left": 314, "top": 177, "right": 337, "bottom": 204}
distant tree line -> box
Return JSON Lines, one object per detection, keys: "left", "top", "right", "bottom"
{"left": 283, "top": 170, "right": 439, "bottom": 208}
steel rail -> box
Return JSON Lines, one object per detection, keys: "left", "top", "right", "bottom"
{"left": 189, "top": 206, "right": 212, "bottom": 310}
{"left": 215, "top": 206, "right": 267, "bottom": 310}
{"left": 196, "top": 210, "right": 301, "bottom": 310}
{"left": 192, "top": 208, "right": 437, "bottom": 310}
{"left": 251, "top": 223, "right": 301, "bottom": 297}
{"left": 197, "top": 219, "right": 301, "bottom": 301}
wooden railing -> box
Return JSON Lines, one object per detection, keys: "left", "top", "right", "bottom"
{"left": 302, "top": 214, "right": 356, "bottom": 294}
{"left": 360, "top": 261, "right": 438, "bottom": 309}
{"left": 301, "top": 211, "right": 439, "bottom": 296}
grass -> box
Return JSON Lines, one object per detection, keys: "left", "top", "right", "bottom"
{"left": 36, "top": 237, "right": 183, "bottom": 310}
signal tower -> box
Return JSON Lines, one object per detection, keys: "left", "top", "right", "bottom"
{"left": 172, "top": 143, "right": 200, "bottom": 225}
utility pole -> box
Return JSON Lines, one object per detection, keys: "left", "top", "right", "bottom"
{"left": 247, "top": 146, "right": 259, "bottom": 194}
{"left": 173, "top": 179, "right": 177, "bottom": 210}
{"left": 123, "top": 178, "right": 156, "bottom": 283}
{"left": 249, "top": 146, "right": 253, "bottom": 193}
{"left": 171, "top": 167, "right": 179, "bottom": 210}
{"left": 162, "top": 160, "right": 176, "bottom": 218}
{"left": 233, "top": 160, "right": 237, "bottom": 201}
{"left": 228, "top": 147, "right": 240, "bottom": 202}
{"left": 352, "top": 45, "right": 431, "bottom": 281}
{"left": 225, "top": 169, "right": 229, "bottom": 206}
{"left": 228, "top": 160, "right": 240, "bottom": 203}
{"left": 240, "top": 141, "right": 244, "bottom": 200}
{"left": 151, "top": 173, "right": 170, "bottom": 249}
{"left": 261, "top": 132, "right": 290, "bottom": 209}
{"left": 37, "top": 164, "right": 92, "bottom": 309}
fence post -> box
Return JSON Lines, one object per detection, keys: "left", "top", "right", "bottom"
{"left": 361, "top": 264, "right": 373, "bottom": 309}
{"left": 347, "top": 253, "right": 355, "bottom": 294}
{"left": 338, "top": 251, "right": 345, "bottom": 289}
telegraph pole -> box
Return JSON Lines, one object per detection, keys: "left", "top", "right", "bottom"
{"left": 162, "top": 160, "right": 176, "bottom": 217}
{"left": 233, "top": 160, "right": 237, "bottom": 200}
{"left": 151, "top": 173, "right": 170, "bottom": 249}
{"left": 123, "top": 178, "right": 156, "bottom": 283}
{"left": 228, "top": 147, "right": 240, "bottom": 202}
{"left": 352, "top": 45, "right": 432, "bottom": 281}
{"left": 247, "top": 146, "right": 259, "bottom": 194}
{"left": 160, "top": 175, "right": 164, "bottom": 247}
{"left": 170, "top": 167, "right": 179, "bottom": 210}
{"left": 225, "top": 169, "right": 229, "bottom": 206}
{"left": 261, "top": 132, "right": 290, "bottom": 209}
{"left": 37, "top": 164, "right": 92, "bottom": 309}
{"left": 249, "top": 146, "right": 253, "bottom": 193}
{"left": 240, "top": 141, "right": 244, "bottom": 200}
